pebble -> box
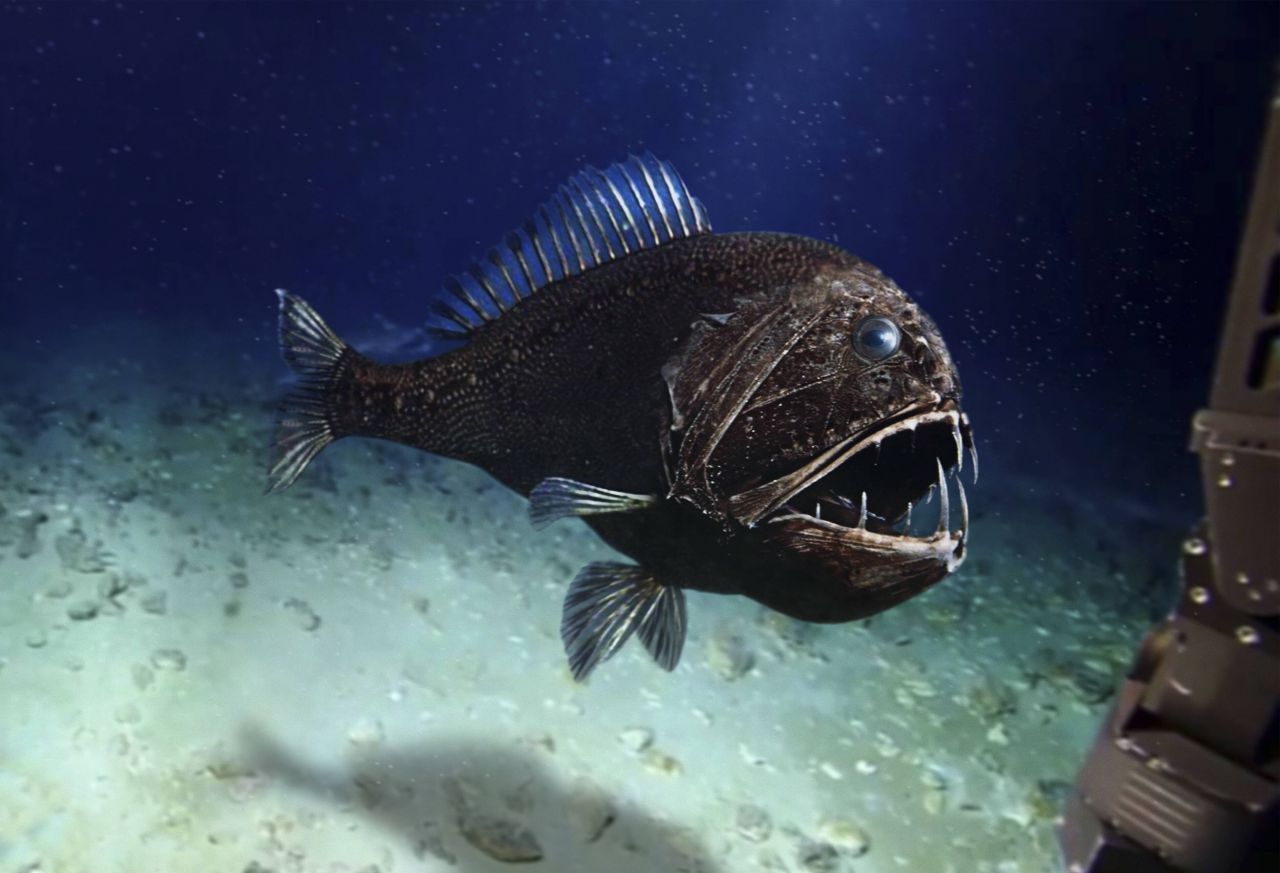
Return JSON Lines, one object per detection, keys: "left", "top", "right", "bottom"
{"left": 131, "top": 664, "right": 155, "bottom": 690}
{"left": 15, "top": 509, "right": 48, "bottom": 558}
{"left": 705, "top": 628, "right": 754, "bottom": 680}
{"left": 25, "top": 630, "right": 48, "bottom": 649}
{"left": 347, "top": 718, "right": 386, "bottom": 747}
{"left": 968, "top": 681, "right": 1017, "bottom": 720}
{"left": 283, "top": 597, "right": 321, "bottom": 632}
{"left": 903, "top": 678, "right": 938, "bottom": 698}
{"left": 854, "top": 759, "right": 877, "bottom": 775}
{"left": 567, "top": 777, "right": 615, "bottom": 843}
{"left": 67, "top": 600, "right": 99, "bottom": 621}
{"left": 738, "top": 743, "right": 767, "bottom": 767}
{"left": 97, "top": 573, "right": 129, "bottom": 603}
{"left": 55, "top": 526, "right": 109, "bottom": 573}
{"left": 923, "top": 789, "right": 946, "bottom": 815}
{"left": 735, "top": 805, "right": 773, "bottom": 842}
{"left": 797, "top": 839, "right": 840, "bottom": 872}
{"left": 643, "top": 748, "right": 683, "bottom": 776}
{"left": 920, "top": 768, "right": 948, "bottom": 791}
{"left": 758, "top": 611, "right": 816, "bottom": 649}
{"left": 526, "top": 733, "right": 555, "bottom": 754}
{"left": 414, "top": 823, "right": 456, "bottom": 864}
{"left": 141, "top": 591, "right": 168, "bottom": 615}
{"left": 986, "top": 722, "right": 1010, "bottom": 746}
{"left": 818, "top": 761, "right": 843, "bottom": 780}
{"left": 617, "top": 727, "right": 654, "bottom": 754}
{"left": 1027, "top": 779, "right": 1071, "bottom": 821}
{"left": 817, "top": 818, "right": 870, "bottom": 856}
{"left": 44, "top": 578, "right": 72, "bottom": 599}
{"left": 874, "top": 734, "right": 901, "bottom": 758}
{"left": 151, "top": 648, "right": 187, "bottom": 672}
{"left": 229, "top": 571, "right": 249, "bottom": 589}
{"left": 457, "top": 813, "right": 544, "bottom": 863}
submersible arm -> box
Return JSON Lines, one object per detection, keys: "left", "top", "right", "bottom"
{"left": 1056, "top": 88, "right": 1280, "bottom": 871}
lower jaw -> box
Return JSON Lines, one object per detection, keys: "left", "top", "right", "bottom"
{"left": 766, "top": 509, "right": 965, "bottom": 559}
{"left": 740, "top": 525, "right": 962, "bottom": 622}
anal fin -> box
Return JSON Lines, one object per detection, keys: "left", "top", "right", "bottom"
{"left": 528, "top": 477, "right": 658, "bottom": 530}
{"left": 560, "top": 562, "right": 687, "bottom": 681}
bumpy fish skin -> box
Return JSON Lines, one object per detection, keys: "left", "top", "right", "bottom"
{"left": 332, "top": 232, "right": 861, "bottom": 493}
{"left": 270, "top": 157, "right": 971, "bottom": 680}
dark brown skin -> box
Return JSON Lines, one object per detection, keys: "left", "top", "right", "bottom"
{"left": 314, "top": 231, "right": 965, "bottom": 622}
{"left": 329, "top": 233, "right": 854, "bottom": 494}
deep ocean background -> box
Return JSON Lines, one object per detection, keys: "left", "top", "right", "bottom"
{"left": 1, "top": 4, "right": 1278, "bottom": 871}
{"left": 3, "top": 1, "right": 1277, "bottom": 514}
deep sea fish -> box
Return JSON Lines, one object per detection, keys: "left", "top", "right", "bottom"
{"left": 268, "top": 155, "right": 976, "bottom": 680}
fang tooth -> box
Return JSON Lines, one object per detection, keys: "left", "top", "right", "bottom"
{"left": 858, "top": 491, "right": 868, "bottom": 530}
{"left": 968, "top": 442, "right": 980, "bottom": 484}
{"left": 815, "top": 502, "right": 822, "bottom": 520}
{"left": 935, "top": 458, "right": 949, "bottom": 535}
{"left": 952, "top": 421, "right": 964, "bottom": 473}
{"left": 905, "top": 501, "right": 913, "bottom": 530}
{"left": 957, "top": 476, "right": 969, "bottom": 536}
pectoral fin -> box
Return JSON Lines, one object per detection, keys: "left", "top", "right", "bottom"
{"left": 528, "top": 477, "right": 658, "bottom": 530}
{"left": 560, "top": 562, "right": 687, "bottom": 681}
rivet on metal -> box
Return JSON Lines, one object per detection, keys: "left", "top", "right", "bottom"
{"left": 1183, "top": 537, "right": 1207, "bottom": 556}
{"left": 1189, "top": 586, "right": 1210, "bottom": 604}
{"left": 1236, "top": 625, "right": 1260, "bottom": 646}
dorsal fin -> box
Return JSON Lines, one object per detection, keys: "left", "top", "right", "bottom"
{"left": 428, "top": 153, "right": 712, "bottom": 340}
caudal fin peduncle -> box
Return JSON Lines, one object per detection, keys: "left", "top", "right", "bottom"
{"left": 267, "top": 289, "right": 351, "bottom": 494}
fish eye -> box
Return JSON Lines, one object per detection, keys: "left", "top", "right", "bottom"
{"left": 853, "top": 316, "right": 901, "bottom": 361}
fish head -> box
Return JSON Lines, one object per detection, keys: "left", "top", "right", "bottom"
{"left": 662, "top": 259, "right": 973, "bottom": 620}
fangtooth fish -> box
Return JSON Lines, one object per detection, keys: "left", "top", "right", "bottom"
{"left": 268, "top": 154, "right": 975, "bottom": 681}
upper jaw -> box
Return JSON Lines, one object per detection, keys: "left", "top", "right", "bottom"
{"left": 728, "top": 395, "right": 975, "bottom": 556}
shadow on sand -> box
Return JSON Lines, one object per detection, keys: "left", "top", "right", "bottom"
{"left": 241, "top": 725, "right": 727, "bottom": 873}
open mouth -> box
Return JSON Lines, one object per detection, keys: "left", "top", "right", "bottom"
{"left": 730, "top": 402, "right": 976, "bottom": 551}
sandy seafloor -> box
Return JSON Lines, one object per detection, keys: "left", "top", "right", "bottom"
{"left": 0, "top": 320, "right": 1187, "bottom": 873}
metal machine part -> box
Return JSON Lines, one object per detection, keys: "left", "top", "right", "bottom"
{"left": 1057, "top": 87, "right": 1280, "bottom": 873}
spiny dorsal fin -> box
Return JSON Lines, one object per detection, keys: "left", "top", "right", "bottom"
{"left": 428, "top": 153, "right": 712, "bottom": 340}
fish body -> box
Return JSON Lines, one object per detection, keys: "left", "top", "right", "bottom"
{"left": 270, "top": 156, "right": 974, "bottom": 680}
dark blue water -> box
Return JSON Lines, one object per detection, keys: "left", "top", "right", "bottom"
{"left": 3, "top": 1, "right": 1275, "bottom": 506}
{"left": 0, "top": 4, "right": 1276, "bottom": 871}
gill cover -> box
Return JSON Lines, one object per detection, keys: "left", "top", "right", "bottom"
{"left": 662, "top": 283, "right": 839, "bottom": 523}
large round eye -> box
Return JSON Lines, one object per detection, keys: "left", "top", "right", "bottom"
{"left": 853, "top": 316, "right": 901, "bottom": 361}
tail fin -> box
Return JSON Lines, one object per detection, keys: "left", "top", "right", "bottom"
{"left": 267, "top": 289, "right": 351, "bottom": 493}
